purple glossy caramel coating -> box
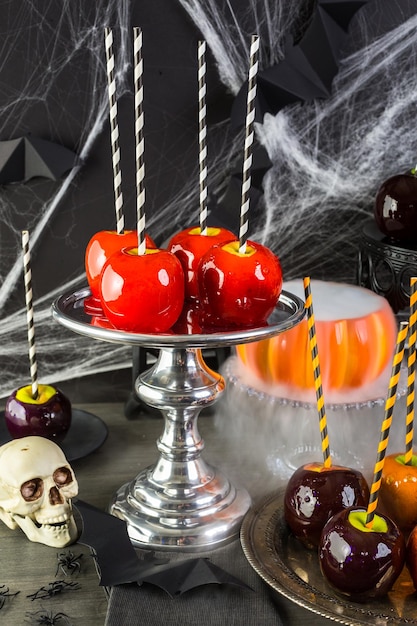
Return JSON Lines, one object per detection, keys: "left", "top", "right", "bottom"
{"left": 4, "top": 388, "right": 72, "bottom": 442}
{"left": 319, "top": 507, "right": 405, "bottom": 601}
{"left": 374, "top": 172, "right": 417, "bottom": 242}
{"left": 284, "top": 464, "right": 370, "bottom": 548}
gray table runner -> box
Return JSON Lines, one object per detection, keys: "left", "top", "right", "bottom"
{"left": 105, "top": 539, "right": 283, "bottom": 625}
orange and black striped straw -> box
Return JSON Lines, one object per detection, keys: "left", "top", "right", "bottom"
{"left": 365, "top": 321, "right": 408, "bottom": 528}
{"left": 404, "top": 277, "right": 417, "bottom": 465}
{"left": 303, "top": 277, "right": 331, "bottom": 468}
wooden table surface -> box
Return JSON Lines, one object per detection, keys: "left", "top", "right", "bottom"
{"left": 0, "top": 402, "right": 342, "bottom": 625}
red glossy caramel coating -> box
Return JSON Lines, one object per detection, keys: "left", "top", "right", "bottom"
{"left": 284, "top": 462, "right": 369, "bottom": 548}
{"left": 168, "top": 226, "right": 235, "bottom": 301}
{"left": 85, "top": 230, "right": 156, "bottom": 301}
{"left": 319, "top": 507, "right": 405, "bottom": 601}
{"left": 99, "top": 247, "right": 184, "bottom": 333}
{"left": 198, "top": 239, "right": 282, "bottom": 328}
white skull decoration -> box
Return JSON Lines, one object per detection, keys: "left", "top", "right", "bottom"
{"left": 0, "top": 436, "right": 79, "bottom": 547}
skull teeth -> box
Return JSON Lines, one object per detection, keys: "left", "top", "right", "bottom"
{"left": 36, "top": 513, "right": 70, "bottom": 527}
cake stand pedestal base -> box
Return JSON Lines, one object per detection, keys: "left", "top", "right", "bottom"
{"left": 52, "top": 287, "right": 304, "bottom": 551}
{"left": 109, "top": 346, "right": 251, "bottom": 551}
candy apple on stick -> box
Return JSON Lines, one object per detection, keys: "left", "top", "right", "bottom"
{"left": 319, "top": 322, "right": 409, "bottom": 601}
{"left": 168, "top": 226, "right": 235, "bottom": 302}
{"left": 99, "top": 246, "right": 184, "bottom": 333}
{"left": 198, "top": 239, "right": 283, "bottom": 328}
{"left": 5, "top": 385, "right": 72, "bottom": 442}
{"left": 284, "top": 278, "right": 369, "bottom": 548}
{"left": 168, "top": 41, "right": 235, "bottom": 301}
{"left": 198, "top": 35, "right": 284, "bottom": 327}
{"left": 99, "top": 30, "right": 184, "bottom": 335}
{"left": 85, "top": 229, "right": 155, "bottom": 305}
{"left": 85, "top": 27, "right": 155, "bottom": 311}
{"left": 5, "top": 231, "right": 71, "bottom": 442}
{"left": 380, "top": 277, "right": 417, "bottom": 531}
{"left": 319, "top": 506, "right": 405, "bottom": 601}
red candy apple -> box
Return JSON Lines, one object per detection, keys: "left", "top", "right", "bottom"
{"left": 90, "top": 314, "right": 116, "bottom": 329}
{"left": 99, "top": 246, "right": 184, "bottom": 333}
{"left": 85, "top": 230, "right": 156, "bottom": 304}
{"left": 284, "top": 462, "right": 370, "bottom": 548}
{"left": 374, "top": 169, "right": 417, "bottom": 242}
{"left": 319, "top": 507, "right": 405, "bottom": 601}
{"left": 171, "top": 302, "right": 203, "bottom": 335}
{"left": 168, "top": 226, "right": 235, "bottom": 301}
{"left": 379, "top": 452, "right": 417, "bottom": 532}
{"left": 5, "top": 384, "right": 72, "bottom": 442}
{"left": 198, "top": 239, "right": 283, "bottom": 328}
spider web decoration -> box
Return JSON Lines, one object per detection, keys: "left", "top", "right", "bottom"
{"left": 0, "top": 0, "right": 416, "bottom": 399}
{"left": 180, "top": 0, "right": 417, "bottom": 280}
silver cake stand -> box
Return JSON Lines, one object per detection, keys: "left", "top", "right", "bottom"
{"left": 52, "top": 287, "right": 304, "bottom": 551}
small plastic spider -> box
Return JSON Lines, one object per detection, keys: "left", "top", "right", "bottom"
{"left": 55, "top": 551, "right": 83, "bottom": 577}
{"left": 25, "top": 608, "right": 72, "bottom": 625}
{"left": 27, "top": 580, "right": 80, "bottom": 601}
{"left": 0, "top": 584, "right": 20, "bottom": 609}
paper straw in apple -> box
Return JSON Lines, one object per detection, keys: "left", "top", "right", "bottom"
{"left": 303, "top": 277, "right": 331, "bottom": 468}
{"left": 133, "top": 26, "right": 146, "bottom": 256}
{"left": 238, "top": 34, "right": 259, "bottom": 254}
{"left": 21, "top": 230, "right": 38, "bottom": 400}
{"left": 404, "top": 277, "right": 417, "bottom": 464}
{"left": 104, "top": 27, "right": 124, "bottom": 235}
{"left": 198, "top": 40, "right": 208, "bottom": 236}
{"left": 365, "top": 321, "right": 408, "bottom": 528}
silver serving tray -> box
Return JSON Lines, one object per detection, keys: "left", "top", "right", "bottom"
{"left": 241, "top": 490, "right": 417, "bottom": 625}
{"left": 52, "top": 287, "right": 305, "bottom": 349}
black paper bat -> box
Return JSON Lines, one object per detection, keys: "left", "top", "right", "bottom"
{"left": 74, "top": 500, "right": 251, "bottom": 596}
{"left": 136, "top": 557, "right": 253, "bottom": 597}
{"left": 0, "top": 134, "right": 77, "bottom": 184}
{"left": 231, "top": 0, "right": 371, "bottom": 126}
{"left": 74, "top": 499, "right": 168, "bottom": 587}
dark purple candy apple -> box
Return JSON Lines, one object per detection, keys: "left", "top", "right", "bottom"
{"left": 284, "top": 462, "right": 369, "bottom": 548}
{"left": 406, "top": 524, "right": 417, "bottom": 590}
{"left": 5, "top": 384, "right": 72, "bottom": 442}
{"left": 374, "top": 170, "right": 417, "bottom": 242}
{"left": 319, "top": 507, "right": 405, "bottom": 601}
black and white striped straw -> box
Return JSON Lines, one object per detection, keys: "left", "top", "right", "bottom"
{"left": 239, "top": 34, "right": 260, "bottom": 254}
{"left": 104, "top": 27, "right": 124, "bottom": 235}
{"left": 133, "top": 27, "right": 146, "bottom": 255}
{"left": 198, "top": 40, "right": 208, "bottom": 236}
{"left": 21, "top": 230, "right": 38, "bottom": 400}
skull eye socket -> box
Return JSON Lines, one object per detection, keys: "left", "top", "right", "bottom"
{"left": 21, "top": 478, "right": 44, "bottom": 501}
{"left": 53, "top": 467, "right": 73, "bottom": 487}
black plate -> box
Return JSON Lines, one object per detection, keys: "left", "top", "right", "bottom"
{"left": 0, "top": 408, "right": 108, "bottom": 461}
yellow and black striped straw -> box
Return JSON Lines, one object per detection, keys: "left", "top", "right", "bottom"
{"left": 405, "top": 277, "right": 417, "bottom": 465}
{"left": 303, "top": 277, "right": 331, "bottom": 468}
{"left": 365, "top": 321, "right": 408, "bottom": 528}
